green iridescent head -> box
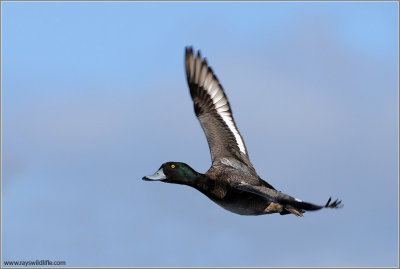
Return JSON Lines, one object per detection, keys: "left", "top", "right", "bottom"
{"left": 142, "top": 162, "right": 198, "bottom": 185}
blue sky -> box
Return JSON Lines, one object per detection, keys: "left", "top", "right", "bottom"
{"left": 2, "top": 1, "right": 398, "bottom": 267}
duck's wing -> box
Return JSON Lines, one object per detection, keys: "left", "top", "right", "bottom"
{"left": 185, "top": 47, "right": 255, "bottom": 172}
{"left": 233, "top": 182, "right": 342, "bottom": 216}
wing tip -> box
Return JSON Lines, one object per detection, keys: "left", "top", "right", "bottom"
{"left": 185, "top": 46, "right": 201, "bottom": 65}
{"left": 185, "top": 46, "right": 212, "bottom": 88}
{"left": 185, "top": 46, "right": 193, "bottom": 57}
{"left": 185, "top": 46, "right": 196, "bottom": 81}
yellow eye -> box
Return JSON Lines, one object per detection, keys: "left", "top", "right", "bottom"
{"left": 171, "top": 164, "right": 175, "bottom": 169}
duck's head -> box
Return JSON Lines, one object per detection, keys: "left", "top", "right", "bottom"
{"left": 142, "top": 162, "right": 198, "bottom": 185}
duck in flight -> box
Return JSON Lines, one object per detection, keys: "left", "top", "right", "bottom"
{"left": 143, "top": 47, "right": 342, "bottom": 216}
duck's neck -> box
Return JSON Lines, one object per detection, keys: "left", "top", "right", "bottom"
{"left": 191, "top": 173, "right": 227, "bottom": 199}
{"left": 191, "top": 173, "right": 212, "bottom": 192}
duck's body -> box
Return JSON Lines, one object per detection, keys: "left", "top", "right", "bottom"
{"left": 143, "top": 47, "right": 342, "bottom": 217}
{"left": 194, "top": 164, "right": 274, "bottom": 216}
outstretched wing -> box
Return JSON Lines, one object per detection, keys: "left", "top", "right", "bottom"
{"left": 185, "top": 47, "right": 254, "bottom": 170}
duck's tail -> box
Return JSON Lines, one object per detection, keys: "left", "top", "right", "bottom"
{"left": 281, "top": 197, "right": 343, "bottom": 217}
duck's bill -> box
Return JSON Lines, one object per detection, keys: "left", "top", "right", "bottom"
{"left": 142, "top": 168, "right": 166, "bottom": 181}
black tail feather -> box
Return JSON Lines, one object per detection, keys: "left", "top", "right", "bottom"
{"left": 324, "top": 197, "right": 342, "bottom": 208}
{"left": 284, "top": 196, "right": 343, "bottom": 216}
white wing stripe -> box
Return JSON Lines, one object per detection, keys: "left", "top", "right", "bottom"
{"left": 204, "top": 73, "right": 213, "bottom": 89}
{"left": 205, "top": 85, "right": 246, "bottom": 154}
{"left": 216, "top": 99, "right": 228, "bottom": 108}
{"left": 189, "top": 49, "right": 247, "bottom": 155}
{"left": 218, "top": 105, "right": 229, "bottom": 111}
{"left": 214, "top": 91, "right": 224, "bottom": 102}
{"left": 210, "top": 86, "right": 219, "bottom": 99}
